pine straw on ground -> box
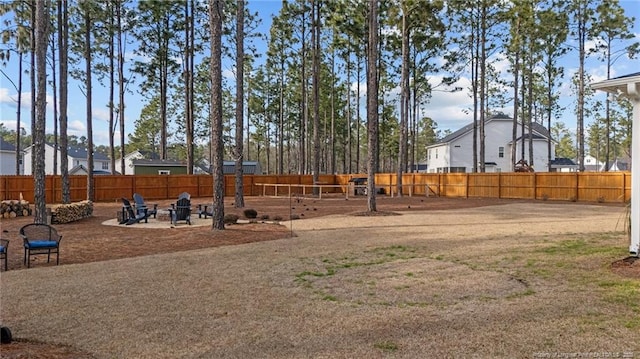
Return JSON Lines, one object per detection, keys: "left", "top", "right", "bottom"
{"left": 0, "top": 197, "right": 638, "bottom": 358}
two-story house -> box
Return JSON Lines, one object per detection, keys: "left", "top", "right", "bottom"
{"left": 23, "top": 143, "right": 111, "bottom": 175}
{"left": 426, "top": 113, "right": 554, "bottom": 173}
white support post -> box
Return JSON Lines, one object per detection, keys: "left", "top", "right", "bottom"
{"left": 630, "top": 97, "right": 639, "bottom": 256}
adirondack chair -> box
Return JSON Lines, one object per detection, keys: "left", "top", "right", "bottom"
{"left": 20, "top": 223, "right": 62, "bottom": 268}
{"left": 133, "top": 193, "right": 157, "bottom": 219}
{"left": 120, "top": 197, "right": 149, "bottom": 225}
{"left": 0, "top": 238, "right": 8, "bottom": 271}
{"left": 169, "top": 192, "right": 191, "bottom": 226}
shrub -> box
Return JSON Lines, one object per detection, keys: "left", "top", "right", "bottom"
{"left": 273, "top": 215, "right": 283, "bottom": 221}
{"left": 290, "top": 214, "right": 300, "bottom": 220}
{"left": 244, "top": 208, "right": 258, "bottom": 219}
{"left": 224, "top": 213, "right": 239, "bottom": 224}
{"left": 261, "top": 214, "right": 270, "bottom": 220}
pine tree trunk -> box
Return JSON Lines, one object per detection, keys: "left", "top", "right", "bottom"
{"left": 312, "top": 0, "right": 320, "bottom": 196}
{"left": 366, "top": 0, "right": 378, "bottom": 212}
{"left": 209, "top": 0, "right": 225, "bottom": 230}
{"left": 85, "top": 6, "right": 95, "bottom": 202}
{"left": 59, "top": 0, "right": 70, "bottom": 203}
{"left": 235, "top": 0, "right": 245, "bottom": 208}
{"left": 33, "top": 0, "right": 49, "bottom": 224}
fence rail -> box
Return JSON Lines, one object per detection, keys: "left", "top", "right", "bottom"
{"left": 0, "top": 172, "right": 631, "bottom": 204}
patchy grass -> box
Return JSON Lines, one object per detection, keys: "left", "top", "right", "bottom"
{"left": 374, "top": 341, "right": 399, "bottom": 352}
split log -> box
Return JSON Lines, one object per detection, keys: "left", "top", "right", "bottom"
{"left": 0, "top": 200, "right": 31, "bottom": 217}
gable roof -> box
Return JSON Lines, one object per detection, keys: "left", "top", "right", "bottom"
{"left": 0, "top": 138, "right": 16, "bottom": 151}
{"left": 434, "top": 114, "right": 551, "bottom": 146}
{"left": 551, "top": 158, "right": 577, "bottom": 166}
{"left": 67, "top": 145, "right": 109, "bottom": 161}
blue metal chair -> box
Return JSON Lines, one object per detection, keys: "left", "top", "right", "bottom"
{"left": 20, "top": 224, "right": 62, "bottom": 268}
{"left": 0, "top": 238, "right": 8, "bottom": 271}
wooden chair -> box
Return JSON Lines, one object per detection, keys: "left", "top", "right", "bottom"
{"left": 169, "top": 192, "right": 191, "bottom": 226}
{"left": 120, "top": 197, "right": 150, "bottom": 225}
{"left": 20, "top": 223, "right": 62, "bottom": 268}
{"left": 0, "top": 238, "right": 8, "bottom": 271}
{"left": 133, "top": 193, "right": 157, "bottom": 219}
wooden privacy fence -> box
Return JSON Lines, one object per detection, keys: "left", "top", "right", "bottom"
{"left": 0, "top": 172, "right": 631, "bottom": 204}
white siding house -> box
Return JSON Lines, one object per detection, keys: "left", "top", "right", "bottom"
{"left": 23, "top": 143, "right": 111, "bottom": 175}
{"left": 426, "top": 114, "right": 555, "bottom": 173}
{"left": 121, "top": 150, "right": 160, "bottom": 175}
{"left": 0, "top": 138, "right": 19, "bottom": 175}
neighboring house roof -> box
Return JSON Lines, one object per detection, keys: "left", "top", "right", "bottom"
{"left": 69, "top": 164, "right": 116, "bottom": 175}
{"left": 433, "top": 113, "right": 551, "bottom": 146}
{"left": 24, "top": 143, "right": 110, "bottom": 161}
{"left": 0, "top": 138, "right": 16, "bottom": 151}
{"left": 605, "top": 160, "right": 629, "bottom": 171}
{"left": 132, "top": 159, "right": 186, "bottom": 167}
{"left": 67, "top": 145, "right": 109, "bottom": 161}
{"left": 222, "top": 161, "right": 262, "bottom": 175}
{"left": 551, "top": 158, "right": 577, "bottom": 166}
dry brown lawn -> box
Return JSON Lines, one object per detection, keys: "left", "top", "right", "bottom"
{"left": 0, "top": 196, "right": 638, "bottom": 358}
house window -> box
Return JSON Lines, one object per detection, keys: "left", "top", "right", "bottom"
{"left": 101, "top": 162, "right": 109, "bottom": 170}
{"left": 498, "top": 147, "right": 504, "bottom": 158}
{"left": 435, "top": 149, "right": 438, "bottom": 159}
{"left": 158, "top": 170, "right": 170, "bottom": 175}
{"left": 75, "top": 160, "right": 80, "bottom": 166}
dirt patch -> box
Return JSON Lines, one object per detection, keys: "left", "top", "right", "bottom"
{"left": 611, "top": 256, "right": 640, "bottom": 278}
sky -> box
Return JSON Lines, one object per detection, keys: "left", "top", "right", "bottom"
{"left": 0, "top": 0, "right": 639, "bottom": 149}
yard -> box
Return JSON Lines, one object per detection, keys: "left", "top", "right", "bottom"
{"left": 0, "top": 196, "right": 638, "bottom": 358}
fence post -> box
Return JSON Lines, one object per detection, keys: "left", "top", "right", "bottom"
{"left": 621, "top": 172, "right": 626, "bottom": 203}
{"left": 575, "top": 172, "right": 579, "bottom": 202}
{"left": 465, "top": 173, "right": 469, "bottom": 198}
{"left": 533, "top": 172, "right": 537, "bottom": 200}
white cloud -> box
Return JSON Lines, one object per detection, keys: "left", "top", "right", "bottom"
{"left": 93, "top": 108, "right": 111, "bottom": 123}
{"left": 69, "top": 120, "right": 86, "bottom": 133}
{"left": 0, "top": 87, "right": 18, "bottom": 105}
{"left": 223, "top": 68, "right": 235, "bottom": 80}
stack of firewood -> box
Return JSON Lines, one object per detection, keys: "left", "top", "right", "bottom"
{"left": 50, "top": 200, "right": 93, "bottom": 224}
{"left": 0, "top": 200, "right": 32, "bottom": 219}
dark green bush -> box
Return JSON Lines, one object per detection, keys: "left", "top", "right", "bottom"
{"left": 244, "top": 208, "right": 258, "bottom": 219}
{"left": 224, "top": 213, "right": 239, "bottom": 224}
